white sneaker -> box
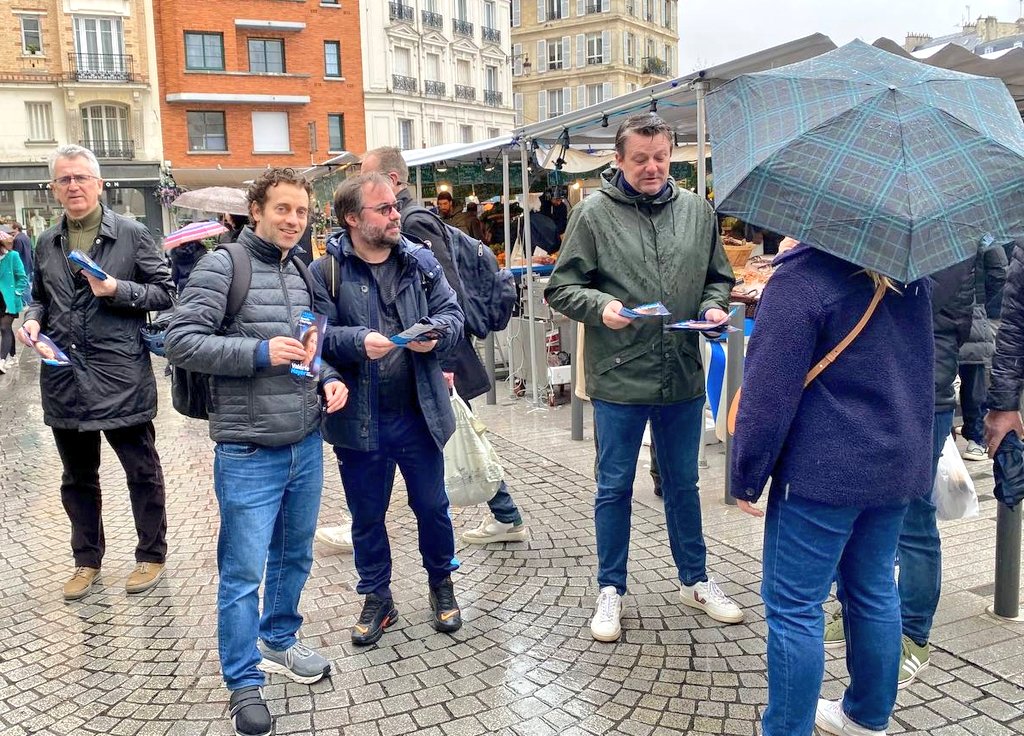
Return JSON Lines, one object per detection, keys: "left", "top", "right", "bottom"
{"left": 815, "top": 698, "right": 887, "bottom": 735}
{"left": 590, "top": 586, "right": 623, "bottom": 642}
{"left": 0, "top": 358, "right": 6, "bottom": 375}
{"left": 314, "top": 524, "right": 353, "bottom": 552}
{"left": 962, "top": 440, "right": 987, "bottom": 461}
{"left": 461, "top": 519, "right": 528, "bottom": 544}
{"left": 680, "top": 577, "right": 744, "bottom": 623}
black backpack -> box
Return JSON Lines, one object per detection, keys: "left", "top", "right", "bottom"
{"left": 403, "top": 206, "right": 516, "bottom": 339}
{"left": 169, "top": 242, "right": 315, "bottom": 419}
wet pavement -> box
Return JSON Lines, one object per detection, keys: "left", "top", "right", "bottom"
{"left": 1, "top": 349, "right": 1023, "bottom": 736}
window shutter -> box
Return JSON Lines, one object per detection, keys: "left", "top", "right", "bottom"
{"left": 513, "top": 42, "right": 523, "bottom": 76}
{"left": 514, "top": 92, "right": 524, "bottom": 125}
{"left": 603, "top": 82, "right": 612, "bottom": 101}
{"left": 538, "top": 91, "right": 547, "bottom": 120}
{"left": 561, "top": 36, "right": 571, "bottom": 69}
{"left": 576, "top": 85, "right": 585, "bottom": 110}
{"left": 512, "top": 0, "right": 521, "bottom": 27}
{"left": 561, "top": 0, "right": 569, "bottom": 18}
{"left": 576, "top": 0, "right": 584, "bottom": 16}
{"left": 576, "top": 34, "right": 585, "bottom": 67}
{"left": 537, "top": 0, "right": 545, "bottom": 22}
{"left": 602, "top": 30, "right": 611, "bottom": 64}
{"left": 537, "top": 40, "right": 547, "bottom": 72}
{"left": 563, "top": 87, "right": 571, "bottom": 113}
{"left": 601, "top": 0, "right": 610, "bottom": 10}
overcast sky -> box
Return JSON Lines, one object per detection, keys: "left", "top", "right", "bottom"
{"left": 679, "top": 0, "right": 1024, "bottom": 72}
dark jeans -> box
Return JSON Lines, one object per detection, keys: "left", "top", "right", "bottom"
{"left": 957, "top": 363, "right": 987, "bottom": 443}
{"left": 897, "top": 409, "right": 953, "bottom": 645}
{"left": 593, "top": 434, "right": 661, "bottom": 488}
{"left": 52, "top": 421, "right": 168, "bottom": 568}
{"left": 335, "top": 411, "right": 458, "bottom": 600}
{"left": 0, "top": 313, "right": 14, "bottom": 359}
{"left": 465, "top": 398, "right": 522, "bottom": 525}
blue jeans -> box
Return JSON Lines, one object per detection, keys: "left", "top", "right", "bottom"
{"left": 897, "top": 409, "right": 952, "bottom": 645}
{"left": 213, "top": 430, "right": 323, "bottom": 691}
{"left": 335, "top": 411, "right": 458, "bottom": 600}
{"left": 592, "top": 396, "right": 706, "bottom": 594}
{"left": 762, "top": 491, "right": 907, "bottom": 736}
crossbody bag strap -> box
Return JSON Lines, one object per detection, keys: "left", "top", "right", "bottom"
{"left": 802, "top": 279, "right": 887, "bottom": 387}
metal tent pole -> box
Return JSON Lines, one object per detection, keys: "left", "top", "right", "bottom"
{"left": 520, "top": 138, "right": 540, "bottom": 405}
{"left": 694, "top": 81, "right": 709, "bottom": 198}
{"left": 415, "top": 166, "right": 423, "bottom": 205}
{"left": 722, "top": 303, "right": 743, "bottom": 506}
{"left": 502, "top": 150, "right": 513, "bottom": 396}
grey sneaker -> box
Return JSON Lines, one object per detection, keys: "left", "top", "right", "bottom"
{"left": 962, "top": 440, "right": 987, "bottom": 461}
{"left": 257, "top": 640, "right": 331, "bottom": 684}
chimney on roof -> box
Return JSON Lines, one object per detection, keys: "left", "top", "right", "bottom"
{"left": 904, "top": 32, "right": 932, "bottom": 52}
{"left": 982, "top": 15, "right": 1000, "bottom": 41}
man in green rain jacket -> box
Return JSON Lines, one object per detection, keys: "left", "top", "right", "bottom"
{"left": 545, "top": 113, "right": 742, "bottom": 643}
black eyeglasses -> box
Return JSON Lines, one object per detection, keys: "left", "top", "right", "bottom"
{"left": 362, "top": 203, "right": 400, "bottom": 216}
{"left": 52, "top": 174, "right": 100, "bottom": 188}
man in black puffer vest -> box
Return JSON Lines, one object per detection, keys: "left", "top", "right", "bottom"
{"left": 166, "top": 168, "right": 348, "bottom": 736}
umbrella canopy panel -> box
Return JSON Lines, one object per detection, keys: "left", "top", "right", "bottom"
{"left": 707, "top": 40, "right": 1024, "bottom": 282}
{"left": 171, "top": 187, "right": 249, "bottom": 216}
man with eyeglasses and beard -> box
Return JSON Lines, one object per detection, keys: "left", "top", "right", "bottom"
{"left": 19, "top": 144, "right": 174, "bottom": 601}
{"left": 313, "top": 172, "right": 465, "bottom": 646}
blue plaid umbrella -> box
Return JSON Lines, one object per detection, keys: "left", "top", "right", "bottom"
{"left": 705, "top": 40, "right": 1024, "bottom": 282}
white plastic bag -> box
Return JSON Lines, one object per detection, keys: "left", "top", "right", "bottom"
{"left": 443, "top": 391, "right": 504, "bottom": 507}
{"left": 932, "top": 435, "right": 979, "bottom": 521}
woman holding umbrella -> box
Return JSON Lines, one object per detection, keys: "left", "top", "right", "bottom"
{"left": 730, "top": 241, "right": 933, "bottom": 736}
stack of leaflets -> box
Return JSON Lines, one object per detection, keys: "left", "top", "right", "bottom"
{"left": 20, "top": 329, "right": 71, "bottom": 366}
{"left": 665, "top": 307, "right": 741, "bottom": 333}
{"left": 67, "top": 250, "right": 110, "bottom": 280}
{"left": 620, "top": 301, "right": 670, "bottom": 319}
{"left": 390, "top": 320, "right": 450, "bottom": 346}
{"left": 290, "top": 311, "right": 327, "bottom": 377}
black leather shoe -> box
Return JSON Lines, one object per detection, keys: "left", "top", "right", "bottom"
{"left": 429, "top": 577, "right": 462, "bottom": 633}
{"left": 229, "top": 686, "right": 272, "bottom": 736}
{"left": 351, "top": 593, "right": 398, "bottom": 646}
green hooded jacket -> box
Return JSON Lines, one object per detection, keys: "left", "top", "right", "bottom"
{"left": 544, "top": 170, "right": 735, "bottom": 405}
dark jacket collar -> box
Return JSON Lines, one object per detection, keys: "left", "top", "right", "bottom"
{"left": 237, "top": 226, "right": 294, "bottom": 266}
{"left": 60, "top": 205, "right": 120, "bottom": 241}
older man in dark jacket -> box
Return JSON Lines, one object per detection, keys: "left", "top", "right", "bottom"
{"left": 165, "top": 168, "right": 347, "bottom": 736}
{"left": 314, "top": 172, "right": 465, "bottom": 647}
{"left": 20, "top": 144, "right": 173, "bottom": 602}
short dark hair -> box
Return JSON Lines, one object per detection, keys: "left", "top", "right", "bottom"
{"left": 436, "top": 191, "right": 453, "bottom": 202}
{"left": 614, "top": 113, "right": 673, "bottom": 156}
{"left": 333, "top": 172, "right": 393, "bottom": 227}
{"left": 247, "top": 168, "right": 313, "bottom": 214}
{"left": 11, "top": 222, "right": 23, "bottom": 232}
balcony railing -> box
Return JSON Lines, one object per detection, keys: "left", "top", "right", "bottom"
{"left": 454, "top": 84, "right": 475, "bottom": 101}
{"left": 483, "top": 89, "right": 503, "bottom": 107}
{"left": 641, "top": 56, "right": 669, "bottom": 75}
{"left": 482, "top": 26, "right": 501, "bottom": 43}
{"left": 392, "top": 74, "right": 417, "bottom": 93}
{"left": 424, "top": 79, "right": 446, "bottom": 97}
{"left": 67, "top": 53, "right": 135, "bottom": 82}
{"left": 453, "top": 18, "right": 473, "bottom": 37}
{"left": 421, "top": 9, "right": 443, "bottom": 29}
{"left": 585, "top": 1, "right": 603, "bottom": 13}
{"left": 388, "top": 2, "right": 414, "bottom": 21}
{"left": 80, "top": 140, "right": 135, "bottom": 160}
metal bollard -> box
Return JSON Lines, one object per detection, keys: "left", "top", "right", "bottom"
{"left": 722, "top": 303, "right": 744, "bottom": 506}
{"left": 989, "top": 502, "right": 1023, "bottom": 621}
{"left": 484, "top": 334, "right": 496, "bottom": 405}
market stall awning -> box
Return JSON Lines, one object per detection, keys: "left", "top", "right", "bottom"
{"left": 401, "top": 134, "right": 518, "bottom": 167}
{"left": 535, "top": 143, "right": 710, "bottom": 173}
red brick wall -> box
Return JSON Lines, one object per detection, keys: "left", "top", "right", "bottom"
{"left": 155, "top": 0, "right": 365, "bottom": 174}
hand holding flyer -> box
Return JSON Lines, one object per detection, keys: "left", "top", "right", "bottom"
{"left": 665, "top": 306, "right": 741, "bottom": 333}
{"left": 67, "top": 250, "right": 110, "bottom": 281}
{"left": 619, "top": 301, "right": 671, "bottom": 319}
{"left": 390, "top": 320, "right": 450, "bottom": 346}
{"left": 290, "top": 311, "right": 327, "bottom": 377}
{"left": 20, "top": 328, "right": 71, "bottom": 366}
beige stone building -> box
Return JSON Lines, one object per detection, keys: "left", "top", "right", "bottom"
{"left": 0, "top": 0, "right": 164, "bottom": 234}
{"left": 510, "top": 0, "right": 678, "bottom": 127}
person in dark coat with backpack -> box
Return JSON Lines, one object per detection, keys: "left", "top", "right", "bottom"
{"left": 20, "top": 144, "right": 174, "bottom": 603}
{"left": 313, "top": 172, "right": 465, "bottom": 646}
{"left": 355, "top": 147, "right": 529, "bottom": 544}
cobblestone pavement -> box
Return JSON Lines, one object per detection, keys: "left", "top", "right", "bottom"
{"left": 2, "top": 351, "right": 1024, "bottom": 736}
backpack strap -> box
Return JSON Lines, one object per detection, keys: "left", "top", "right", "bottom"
{"left": 314, "top": 253, "right": 339, "bottom": 300}
{"left": 292, "top": 257, "right": 316, "bottom": 306}
{"left": 215, "top": 242, "right": 252, "bottom": 328}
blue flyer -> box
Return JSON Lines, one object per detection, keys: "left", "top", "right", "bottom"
{"left": 68, "top": 250, "right": 110, "bottom": 280}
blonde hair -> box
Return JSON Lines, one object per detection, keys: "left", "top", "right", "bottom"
{"left": 864, "top": 270, "right": 901, "bottom": 294}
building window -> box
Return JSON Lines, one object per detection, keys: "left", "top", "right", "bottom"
{"left": 483, "top": 0, "right": 496, "bottom": 27}
{"left": 624, "top": 32, "right": 635, "bottom": 65}
{"left": 252, "top": 111, "right": 289, "bottom": 152}
{"left": 81, "top": 104, "right": 132, "bottom": 158}
{"left": 327, "top": 113, "right": 345, "bottom": 151}
{"left": 586, "top": 84, "right": 604, "bottom": 106}
{"left": 398, "top": 119, "right": 414, "bottom": 149}
{"left": 72, "top": 16, "right": 125, "bottom": 75}
{"left": 547, "top": 39, "right": 563, "bottom": 69}
{"left": 543, "top": 0, "right": 563, "bottom": 20}
{"left": 547, "top": 89, "right": 564, "bottom": 118}
{"left": 487, "top": 127, "right": 500, "bottom": 138}
{"left": 586, "top": 33, "right": 603, "bottom": 64}
{"left": 430, "top": 121, "right": 444, "bottom": 146}
{"left": 460, "top": 125, "right": 473, "bottom": 143}
{"left": 20, "top": 16, "right": 43, "bottom": 54}
{"left": 248, "top": 38, "right": 285, "bottom": 74}
{"left": 25, "top": 102, "right": 54, "bottom": 142}
{"left": 324, "top": 41, "right": 341, "bottom": 77}
{"left": 394, "top": 46, "right": 412, "bottom": 76}
{"left": 184, "top": 32, "right": 224, "bottom": 71}
{"left": 187, "top": 111, "right": 227, "bottom": 151}
{"left": 455, "top": 0, "right": 469, "bottom": 21}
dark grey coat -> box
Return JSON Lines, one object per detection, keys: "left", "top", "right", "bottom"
{"left": 25, "top": 206, "right": 173, "bottom": 430}
{"left": 164, "top": 228, "right": 337, "bottom": 447}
